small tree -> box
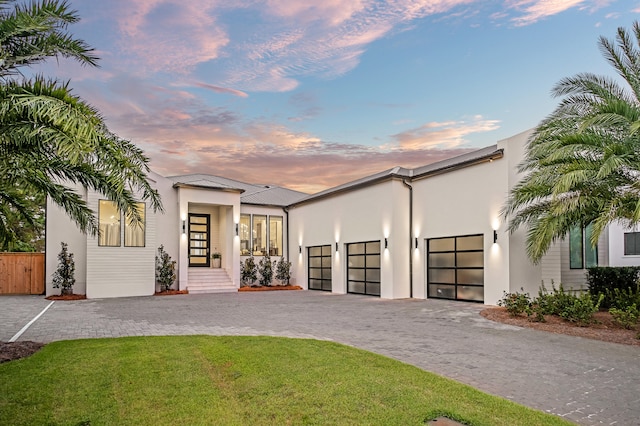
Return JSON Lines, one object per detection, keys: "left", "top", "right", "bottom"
{"left": 52, "top": 242, "right": 75, "bottom": 295}
{"left": 275, "top": 257, "right": 292, "bottom": 285}
{"left": 241, "top": 255, "right": 257, "bottom": 286}
{"left": 258, "top": 252, "right": 274, "bottom": 286}
{"left": 155, "top": 245, "right": 176, "bottom": 292}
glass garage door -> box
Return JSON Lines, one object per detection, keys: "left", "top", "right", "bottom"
{"left": 427, "top": 234, "right": 484, "bottom": 302}
{"left": 347, "top": 241, "right": 381, "bottom": 296}
{"left": 308, "top": 245, "right": 332, "bottom": 291}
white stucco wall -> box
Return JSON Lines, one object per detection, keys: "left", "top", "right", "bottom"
{"left": 151, "top": 172, "right": 179, "bottom": 289}
{"left": 608, "top": 222, "right": 640, "bottom": 267}
{"left": 289, "top": 178, "right": 410, "bottom": 299}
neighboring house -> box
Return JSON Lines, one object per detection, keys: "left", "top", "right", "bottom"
{"left": 45, "top": 129, "right": 640, "bottom": 304}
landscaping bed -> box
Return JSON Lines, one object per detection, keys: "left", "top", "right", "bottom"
{"left": 45, "top": 294, "right": 86, "bottom": 301}
{"left": 238, "top": 285, "right": 302, "bottom": 292}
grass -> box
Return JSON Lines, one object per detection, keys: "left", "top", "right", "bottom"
{"left": 0, "top": 336, "right": 571, "bottom": 426}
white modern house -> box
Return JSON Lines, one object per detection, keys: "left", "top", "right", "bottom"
{"left": 45, "top": 129, "right": 640, "bottom": 304}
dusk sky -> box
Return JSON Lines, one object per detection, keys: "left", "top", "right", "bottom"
{"left": 37, "top": 1, "right": 640, "bottom": 193}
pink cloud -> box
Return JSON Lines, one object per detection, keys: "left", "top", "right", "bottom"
{"left": 191, "top": 81, "right": 249, "bottom": 98}
{"left": 391, "top": 117, "right": 501, "bottom": 149}
{"left": 507, "top": 0, "right": 589, "bottom": 26}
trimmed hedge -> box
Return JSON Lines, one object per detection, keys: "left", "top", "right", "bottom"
{"left": 586, "top": 267, "right": 640, "bottom": 309}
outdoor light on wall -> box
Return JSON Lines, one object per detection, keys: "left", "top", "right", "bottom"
{"left": 335, "top": 242, "right": 339, "bottom": 252}
{"left": 235, "top": 223, "right": 239, "bottom": 236}
{"left": 182, "top": 220, "right": 186, "bottom": 234}
{"left": 493, "top": 229, "right": 498, "bottom": 244}
{"left": 415, "top": 237, "right": 418, "bottom": 249}
{"left": 299, "top": 245, "right": 302, "bottom": 254}
{"left": 385, "top": 237, "right": 388, "bottom": 249}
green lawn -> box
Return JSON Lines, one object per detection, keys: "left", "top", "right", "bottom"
{"left": 0, "top": 336, "right": 571, "bottom": 425}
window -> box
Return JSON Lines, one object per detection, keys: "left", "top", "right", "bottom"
{"left": 269, "top": 216, "right": 283, "bottom": 256}
{"left": 308, "top": 245, "right": 332, "bottom": 291}
{"left": 99, "top": 200, "right": 121, "bottom": 247}
{"left": 570, "top": 223, "right": 598, "bottom": 269}
{"left": 240, "top": 214, "right": 251, "bottom": 256}
{"left": 124, "top": 203, "right": 145, "bottom": 247}
{"left": 347, "top": 241, "right": 381, "bottom": 296}
{"left": 624, "top": 232, "right": 640, "bottom": 255}
{"left": 252, "top": 215, "right": 267, "bottom": 256}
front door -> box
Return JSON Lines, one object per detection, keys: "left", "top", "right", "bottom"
{"left": 188, "top": 213, "right": 210, "bottom": 267}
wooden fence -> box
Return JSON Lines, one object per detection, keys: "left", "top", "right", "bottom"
{"left": 0, "top": 253, "right": 45, "bottom": 295}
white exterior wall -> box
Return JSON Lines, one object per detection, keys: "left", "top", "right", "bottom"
{"left": 151, "top": 172, "right": 179, "bottom": 290}
{"left": 45, "top": 184, "right": 88, "bottom": 296}
{"left": 607, "top": 223, "right": 640, "bottom": 267}
{"left": 412, "top": 158, "right": 509, "bottom": 305}
{"left": 289, "top": 179, "right": 410, "bottom": 299}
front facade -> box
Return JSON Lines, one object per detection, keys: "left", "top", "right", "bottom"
{"left": 46, "top": 129, "right": 640, "bottom": 304}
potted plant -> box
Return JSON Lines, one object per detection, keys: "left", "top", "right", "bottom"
{"left": 211, "top": 251, "right": 222, "bottom": 268}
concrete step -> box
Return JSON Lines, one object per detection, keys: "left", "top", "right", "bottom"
{"left": 187, "top": 268, "right": 236, "bottom": 294}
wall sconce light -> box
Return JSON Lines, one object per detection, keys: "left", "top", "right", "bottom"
{"left": 415, "top": 237, "right": 418, "bottom": 249}
{"left": 182, "top": 220, "right": 186, "bottom": 234}
{"left": 384, "top": 237, "right": 388, "bottom": 249}
{"left": 493, "top": 229, "right": 498, "bottom": 244}
{"left": 299, "top": 245, "right": 302, "bottom": 254}
{"left": 335, "top": 242, "right": 339, "bottom": 252}
{"left": 235, "top": 223, "right": 239, "bottom": 236}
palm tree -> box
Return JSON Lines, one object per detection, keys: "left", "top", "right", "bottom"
{"left": 0, "top": 0, "right": 162, "bottom": 247}
{"left": 503, "top": 21, "right": 640, "bottom": 263}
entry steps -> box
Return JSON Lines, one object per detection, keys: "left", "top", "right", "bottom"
{"left": 187, "top": 268, "right": 237, "bottom": 294}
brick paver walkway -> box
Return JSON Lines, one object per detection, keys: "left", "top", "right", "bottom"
{"left": 1, "top": 292, "right": 638, "bottom": 425}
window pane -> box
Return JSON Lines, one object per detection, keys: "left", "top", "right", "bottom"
{"left": 429, "top": 238, "right": 454, "bottom": 252}
{"left": 348, "top": 243, "right": 365, "bottom": 254}
{"left": 309, "top": 268, "right": 322, "bottom": 279}
{"left": 429, "top": 268, "right": 455, "bottom": 284}
{"left": 99, "top": 200, "right": 120, "bottom": 247}
{"left": 321, "top": 256, "right": 332, "bottom": 268}
{"left": 569, "top": 225, "right": 583, "bottom": 269}
{"left": 456, "top": 252, "right": 483, "bottom": 268}
{"left": 269, "top": 216, "right": 283, "bottom": 256}
{"left": 309, "top": 279, "right": 322, "bottom": 290}
{"left": 429, "top": 252, "right": 455, "bottom": 267}
{"left": 457, "top": 235, "right": 483, "bottom": 251}
{"left": 366, "top": 282, "right": 381, "bottom": 296}
{"left": 348, "top": 268, "right": 365, "bottom": 281}
{"left": 457, "top": 269, "right": 483, "bottom": 285}
{"left": 457, "top": 285, "right": 483, "bottom": 301}
{"left": 322, "top": 269, "right": 332, "bottom": 280}
{"left": 366, "top": 254, "right": 380, "bottom": 267}
{"left": 322, "top": 280, "right": 332, "bottom": 291}
{"left": 348, "top": 281, "right": 365, "bottom": 294}
{"left": 124, "top": 203, "right": 145, "bottom": 247}
{"left": 624, "top": 233, "right": 640, "bottom": 255}
{"left": 252, "top": 215, "right": 267, "bottom": 256}
{"left": 429, "top": 284, "right": 455, "bottom": 299}
{"left": 349, "top": 255, "right": 365, "bottom": 268}
{"left": 366, "top": 241, "right": 380, "bottom": 253}
{"left": 585, "top": 223, "right": 598, "bottom": 268}
{"left": 240, "top": 215, "right": 251, "bottom": 256}
{"left": 309, "top": 257, "right": 322, "bottom": 268}
{"left": 366, "top": 268, "right": 380, "bottom": 282}
{"left": 309, "top": 246, "right": 321, "bottom": 256}
{"left": 321, "top": 245, "right": 331, "bottom": 256}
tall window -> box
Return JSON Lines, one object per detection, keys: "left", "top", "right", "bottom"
{"left": 252, "top": 215, "right": 267, "bottom": 256}
{"left": 99, "top": 200, "right": 121, "bottom": 247}
{"left": 570, "top": 224, "right": 598, "bottom": 269}
{"left": 269, "top": 216, "right": 283, "bottom": 256}
{"left": 240, "top": 214, "right": 251, "bottom": 255}
{"left": 624, "top": 232, "right": 640, "bottom": 255}
{"left": 125, "top": 203, "right": 145, "bottom": 247}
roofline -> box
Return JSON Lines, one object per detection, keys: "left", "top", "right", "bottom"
{"left": 172, "top": 183, "right": 245, "bottom": 193}
{"left": 288, "top": 148, "right": 504, "bottom": 208}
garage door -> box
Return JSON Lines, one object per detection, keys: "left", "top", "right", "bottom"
{"left": 427, "top": 234, "right": 484, "bottom": 302}
{"left": 308, "top": 245, "right": 332, "bottom": 291}
{"left": 347, "top": 241, "right": 381, "bottom": 296}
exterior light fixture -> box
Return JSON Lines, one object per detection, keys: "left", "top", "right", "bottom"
{"left": 182, "top": 220, "right": 186, "bottom": 234}
{"left": 335, "top": 242, "right": 339, "bottom": 252}
{"left": 385, "top": 237, "right": 388, "bottom": 249}
{"left": 493, "top": 230, "right": 498, "bottom": 244}
{"left": 415, "top": 237, "right": 418, "bottom": 249}
{"left": 235, "top": 223, "right": 239, "bottom": 236}
{"left": 299, "top": 245, "right": 302, "bottom": 254}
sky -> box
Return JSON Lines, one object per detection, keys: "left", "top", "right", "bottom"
{"left": 37, "top": 0, "right": 640, "bottom": 193}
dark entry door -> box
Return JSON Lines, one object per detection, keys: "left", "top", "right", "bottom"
{"left": 189, "top": 213, "right": 210, "bottom": 267}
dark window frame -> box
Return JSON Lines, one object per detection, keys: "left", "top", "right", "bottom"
{"left": 308, "top": 245, "right": 332, "bottom": 291}
{"left": 346, "top": 240, "right": 381, "bottom": 297}
{"left": 624, "top": 232, "right": 640, "bottom": 255}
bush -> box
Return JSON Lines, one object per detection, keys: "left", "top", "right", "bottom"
{"left": 241, "top": 256, "right": 257, "bottom": 286}
{"left": 559, "top": 293, "right": 603, "bottom": 326}
{"left": 587, "top": 267, "right": 640, "bottom": 309}
{"left": 275, "top": 257, "right": 292, "bottom": 285}
{"left": 52, "top": 242, "right": 75, "bottom": 295}
{"left": 258, "top": 253, "right": 274, "bottom": 286}
{"left": 609, "top": 304, "right": 639, "bottom": 330}
{"left": 605, "top": 286, "right": 640, "bottom": 310}
{"left": 155, "top": 245, "right": 176, "bottom": 292}
{"left": 498, "top": 289, "right": 531, "bottom": 317}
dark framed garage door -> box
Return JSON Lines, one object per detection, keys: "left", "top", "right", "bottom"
{"left": 308, "top": 245, "right": 332, "bottom": 291}
{"left": 427, "top": 234, "right": 484, "bottom": 302}
{"left": 347, "top": 241, "right": 381, "bottom": 296}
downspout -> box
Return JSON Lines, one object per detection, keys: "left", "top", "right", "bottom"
{"left": 402, "top": 179, "right": 413, "bottom": 298}
{"left": 283, "top": 206, "right": 290, "bottom": 260}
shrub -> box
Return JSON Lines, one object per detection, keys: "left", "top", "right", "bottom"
{"left": 498, "top": 289, "right": 531, "bottom": 317}
{"left": 275, "top": 257, "right": 292, "bottom": 285}
{"left": 560, "top": 293, "right": 604, "bottom": 326}
{"left": 587, "top": 267, "right": 640, "bottom": 309}
{"left": 155, "top": 245, "right": 176, "bottom": 292}
{"left": 609, "top": 304, "right": 639, "bottom": 330}
{"left": 52, "top": 242, "right": 75, "bottom": 295}
{"left": 605, "top": 286, "right": 640, "bottom": 310}
{"left": 258, "top": 253, "right": 274, "bottom": 286}
{"left": 241, "top": 256, "right": 257, "bottom": 286}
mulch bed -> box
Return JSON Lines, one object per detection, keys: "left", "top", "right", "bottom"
{"left": 239, "top": 285, "right": 302, "bottom": 292}
{"left": 0, "top": 341, "right": 44, "bottom": 364}
{"left": 45, "top": 294, "right": 86, "bottom": 301}
{"left": 481, "top": 307, "right": 640, "bottom": 346}
{"left": 154, "top": 289, "right": 189, "bottom": 296}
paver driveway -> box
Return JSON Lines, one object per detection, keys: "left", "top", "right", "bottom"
{"left": 1, "top": 291, "right": 639, "bottom": 425}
